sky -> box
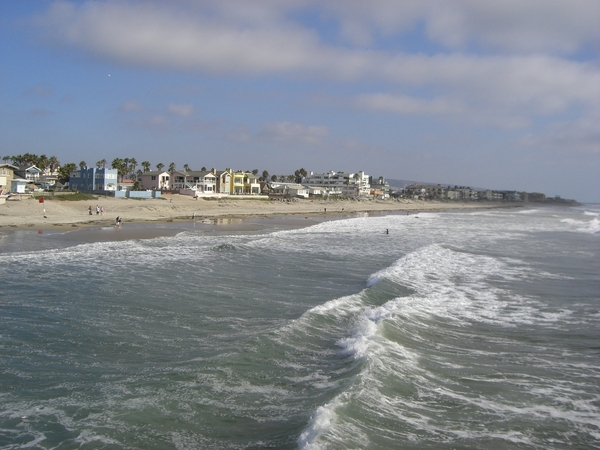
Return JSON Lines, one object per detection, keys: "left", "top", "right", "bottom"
{"left": 1, "top": 1, "right": 599, "bottom": 202}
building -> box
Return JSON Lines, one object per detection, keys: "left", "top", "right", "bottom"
{"left": 369, "top": 176, "right": 390, "bottom": 199}
{"left": 69, "top": 167, "right": 118, "bottom": 192}
{"left": 268, "top": 183, "right": 309, "bottom": 199}
{"left": 14, "top": 165, "right": 42, "bottom": 183}
{"left": 171, "top": 169, "right": 218, "bottom": 196}
{"left": 230, "top": 171, "right": 260, "bottom": 195}
{"left": 138, "top": 171, "right": 171, "bottom": 190}
{"left": 216, "top": 169, "right": 232, "bottom": 194}
{"left": 302, "top": 171, "right": 371, "bottom": 197}
{"left": 0, "top": 164, "right": 18, "bottom": 194}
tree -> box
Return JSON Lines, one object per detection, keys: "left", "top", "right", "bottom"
{"left": 111, "top": 158, "right": 127, "bottom": 181}
{"left": 261, "top": 170, "right": 269, "bottom": 181}
{"left": 57, "top": 162, "right": 76, "bottom": 184}
{"left": 79, "top": 161, "right": 87, "bottom": 169}
{"left": 128, "top": 158, "right": 137, "bottom": 177}
{"left": 48, "top": 156, "right": 60, "bottom": 173}
{"left": 183, "top": 163, "right": 190, "bottom": 172}
{"left": 132, "top": 180, "right": 143, "bottom": 191}
{"left": 287, "top": 175, "right": 295, "bottom": 182}
{"left": 38, "top": 154, "right": 48, "bottom": 171}
{"left": 252, "top": 169, "right": 259, "bottom": 176}
{"left": 271, "top": 175, "right": 278, "bottom": 182}
{"left": 294, "top": 168, "right": 307, "bottom": 183}
{"left": 201, "top": 166, "right": 206, "bottom": 171}
{"left": 142, "top": 161, "right": 151, "bottom": 172}
{"left": 123, "top": 158, "right": 130, "bottom": 177}
{"left": 96, "top": 159, "right": 107, "bottom": 169}
{"left": 168, "top": 162, "right": 176, "bottom": 173}
{"left": 156, "top": 162, "right": 164, "bottom": 172}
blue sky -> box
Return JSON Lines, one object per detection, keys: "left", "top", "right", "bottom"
{"left": 1, "top": 0, "right": 598, "bottom": 202}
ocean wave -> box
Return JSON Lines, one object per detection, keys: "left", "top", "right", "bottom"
{"left": 560, "top": 217, "right": 600, "bottom": 234}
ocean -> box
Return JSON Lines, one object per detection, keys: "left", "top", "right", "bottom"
{"left": 1, "top": 205, "right": 599, "bottom": 449}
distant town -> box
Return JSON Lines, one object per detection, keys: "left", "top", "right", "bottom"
{"left": 0, "top": 153, "right": 577, "bottom": 204}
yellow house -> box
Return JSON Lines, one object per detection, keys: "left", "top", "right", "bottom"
{"left": 232, "top": 171, "right": 245, "bottom": 194}
{"left": 230, "top": 171, "right": 261, "bottom": 195}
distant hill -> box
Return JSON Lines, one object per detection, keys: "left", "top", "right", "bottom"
{"left": 386, "top": 178, "right": 486, "bottom": 191}
{"left": 386, "top": 178, "right": 436, "bottom": 189}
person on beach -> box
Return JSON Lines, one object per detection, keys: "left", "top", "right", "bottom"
{"left": 116, "top": 216, "right": 122, "bottom": 227}
{"left": 96, "top": 205, "right": 100, "bottom": 215}
{"left": 100, "top": 206, "right": 104, "bottom": 215}
{"left": 89, "top": 206, "right": 92, "bottom": 215}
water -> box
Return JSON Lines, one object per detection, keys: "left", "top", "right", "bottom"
{"left": 1, "top": 205, "right": 599, "bottom": 449}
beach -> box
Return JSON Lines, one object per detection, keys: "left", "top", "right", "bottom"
{"left": 0, "top": 194, "right": 514, "bottom": 232}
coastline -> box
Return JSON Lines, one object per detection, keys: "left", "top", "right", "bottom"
{"left": 0, "top": 194, "right": 522, "bottom": 252}
{"left": 0, "top": 193, "right": 519, "bottom": 231}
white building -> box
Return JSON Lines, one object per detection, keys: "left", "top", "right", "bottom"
{"left": 302, "top": 171, "right": 370, "bottom": 197}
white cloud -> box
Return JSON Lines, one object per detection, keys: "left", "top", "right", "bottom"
{"left": 258, "top": 122, "right": 329, "bottom": 145}
{"left": 168, "top": 103, "right": 195, "bottom": 117}
{"left": 517, "top": 114, "right": 600, "bottom": 156}
{"left": 31, "top": 1, "right": 600, "bottom": 126}
{"left": 25, "top": 84, "right": 53, "bottom": 97}
{"left": 355, "top": 93, "right": 463, "bottom": 115}
{"left": 120, "top": 99, "right": 143, "bottom": 112}
{"left": 130, "top": 115, "right": 170, "bottom": 131}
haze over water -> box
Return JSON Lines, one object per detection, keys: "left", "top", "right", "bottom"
{"left": 1, "top": 205, "right": 599, "bottom": 449}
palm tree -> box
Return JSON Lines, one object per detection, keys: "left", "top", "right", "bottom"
{"left": 201, "top": 166, "right": 206, "bottom": 171}
{"left": 111, "top": 158, "right": 127, "bottom": 182}
{"left": 38, "top": 154, "right": 48, "bottom": 171}
{"left": 168, "top": 162, "right": 176, "bottom": 173}
{"left": 128, "top": 158, "right": 137, "bottom": 177}
{"left": 96, "top": 159, "right": 107, "bottom": 169}
{"left": 123, "top": 158, "right": 130, "bottom": 177}
{"left": 79, "top": 161, "right": 87, "bottom": 169}
{"left": 183, "top": 163, "right": 190, "bottom": 172}
{"left": 48, "top": 156, "right": 59, "bottom": 173}
{"left": 156, "top": 162, "right": 164, "bottom": 172}
{"left": 271, "top": 175, "right": 278, "bottom": 182}
{"left": 141, "top": 161, "right": 151, "bottom": 172}
{"left": 57, "top": 162, "right": 76, "bottom": 184}
{"left": 261, "top": 170, "right": 269, "bottom": 182}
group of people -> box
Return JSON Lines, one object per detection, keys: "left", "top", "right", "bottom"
{"left": 88, "top": 205, "right": 104, "bottom": 216}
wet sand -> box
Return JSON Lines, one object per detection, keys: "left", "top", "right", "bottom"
{"left": 0, "top": 194, "right": 518, "bottom": 252}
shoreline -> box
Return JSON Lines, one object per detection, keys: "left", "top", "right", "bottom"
{"left": 0, "top": 195, "right": 523, "bottom": 253}
{"left": 0, "top": 193, "right": 521, "bottom": 232}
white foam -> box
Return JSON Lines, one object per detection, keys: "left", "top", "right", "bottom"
{"left": 560, "top": 217, "right": 600, "bottom": 234}
{"left": 297, "top": 397, "right": 343, "bottom": 450}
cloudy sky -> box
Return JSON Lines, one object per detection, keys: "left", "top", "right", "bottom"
{"left": 1, "top": 1, "right": 598, "bottom": 201}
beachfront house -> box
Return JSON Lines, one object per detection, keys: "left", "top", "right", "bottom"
{"left": 0, "top": 164, "right": 18, "bottom": 194}
{"left": 14, "top": 165, "right": 42, "bottom": 183}
{"left": 302, "top": 170, "right": 370, "bottom": 197}
{"left": 171, "top": 169, "right": 218, "bottom": 197}
{"left": 216, "top": 169, "right": 232, "bottom": 195}
{"left": 138, "top": 170, "right": 171, "bottom": 190}
{"left": 268, "top": 183, "right": 309, "bottom": 199}
{"left": 69, "top": 167, "right": 118, "bottom": 193}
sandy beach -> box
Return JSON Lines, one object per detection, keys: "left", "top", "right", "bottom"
{"left": 0, "top": 194, "right": 517, "bottom": 232}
